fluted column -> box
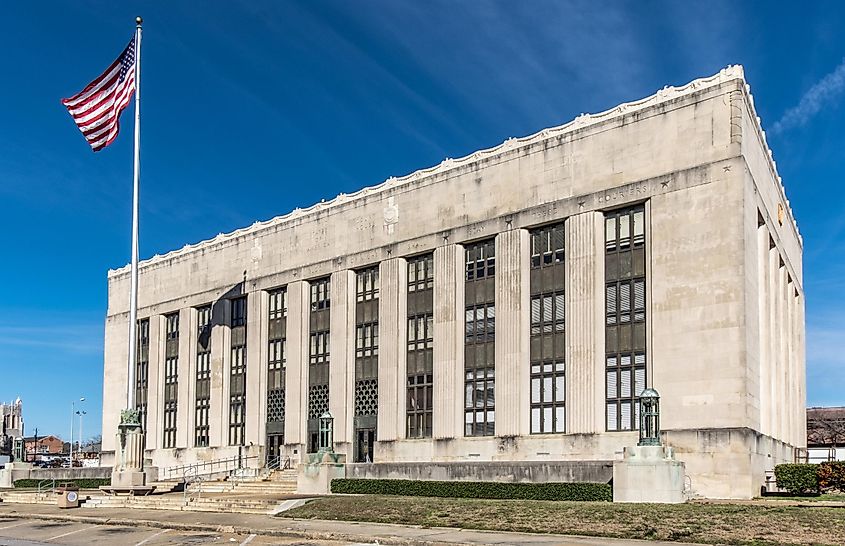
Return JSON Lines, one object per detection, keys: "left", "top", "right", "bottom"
{"left": 494, "top": 229, "right": 530, "bottom": 437}
{"left": 378, "top": 257, "right": 408, "bottom": 441}
{"left": 245, "top": 290, "right": 266, "bottom": 447}
{"left": 330, "top": 270, "right": 355, "bottom": 453}
{"left": 284, "top": 280, "right": 309, "bottom": 451}
{"left": 175, "top": 307, "right": 194, "bottom": 448}
{"left": 433, "top": 244, "right": 465, "bottom": 440}
{"left": 145, "top": 315, "right": 163, "bottom": 449}
{"left": 565, "top": 212, "right": 605, "bottom": 434}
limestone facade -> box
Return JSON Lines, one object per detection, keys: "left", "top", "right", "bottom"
{"left": 101, "top": 67, "right": 805, "bottom": 499}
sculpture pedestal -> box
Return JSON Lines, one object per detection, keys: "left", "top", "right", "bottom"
{"left": 296, "top": 451, "right": 347, "bottom": 495}
{"left": 613, "top": 445, "right": 686, "bottom": 503}
{"left": 109, "top": 425, "right": 150, "bottom": 491}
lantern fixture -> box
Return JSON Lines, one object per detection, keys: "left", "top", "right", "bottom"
{"left": 318, "top": 411, "right": 334, "bottom": 453}
{"left": 638, "top": 388, "right": 661, "bottom": 447}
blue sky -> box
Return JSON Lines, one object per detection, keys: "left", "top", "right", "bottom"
{"left": 1, "top": 1, "right": 843, "bottom": 441}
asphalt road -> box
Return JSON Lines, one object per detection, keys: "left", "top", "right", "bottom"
{"left": 0, "top": 516, "right": 364, "bottom": 546}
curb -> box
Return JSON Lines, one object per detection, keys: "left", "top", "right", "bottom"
{"left": 0, "top": 510, "right": 470, "bottom": 546}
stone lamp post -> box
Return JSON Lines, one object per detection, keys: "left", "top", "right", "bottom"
{"left": 318, "top": 411, "right": 334, "bottom": 453}
{"left": 638, "top": 388, "right": 661, "bottom": 446}
{"left": 613, "top": 386, "right": 686, "bottom": 503}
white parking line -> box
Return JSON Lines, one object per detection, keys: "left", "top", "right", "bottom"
{"left": 0, "top": 521, "right": 29, "bottom": 530}
{"left": 240, "top": 534, "right": 257, "bottom": 546}
{"left": 134, "top": 528, "right": 170, "bottom": 546}
{"left": 47, "top": 527, "right": 88, "bottom": 541}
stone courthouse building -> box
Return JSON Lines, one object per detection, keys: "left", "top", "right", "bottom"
{"left": 102, "top": 66, "right": 806, "bottom": 499}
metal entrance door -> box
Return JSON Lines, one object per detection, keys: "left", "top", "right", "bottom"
{"left": 355, "top": 428, "right": 375, "bottom": 463}
{"left": 266, "top": 433, "right": 284, "bottom": 464}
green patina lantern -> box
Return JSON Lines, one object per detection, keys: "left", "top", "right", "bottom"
{"left": 318, "top": 411, "right": 334, "bottom": 453}
{"left": 638, "top": 388, "right": 661, "bottom": 446}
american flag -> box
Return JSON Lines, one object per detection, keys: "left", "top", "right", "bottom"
{"left": 62, "top": 37, "right": 136, "bottom": 152}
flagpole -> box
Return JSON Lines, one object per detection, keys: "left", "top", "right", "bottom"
{"left": 127, "top": 16, "right": 142, "bottom": 419}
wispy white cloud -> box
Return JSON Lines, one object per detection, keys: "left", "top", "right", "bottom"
{"left": 772, "top": 58, "right": 845, "bottom": 134}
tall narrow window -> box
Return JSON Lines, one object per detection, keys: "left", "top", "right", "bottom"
{"left": 529, "top": 223, "right": 566, "bottom": 434}
{"left": 229, "top": 296, "right": 247, "bottom": 446}
{"left": 135, "top": 318, "right": 150, "bottom": 431}
{"left": 605, "top": 206, "right": 647, "bottom": 431}
{"left": 195, "top": 305, "right": 212, "bottom": 447}
{"left": 162, "top": 312, "right": 179, "bottom": 448}
{"left": 354, "top": 266, "right": 379, "bottom": 462}
{"left": 464, "top": 240, "right": 495, "bottom": 436}
{"left": 266, "top": 287, "right": 287, "bottom": 460}
{"left": 407, "top": 253, "right": 434, "bottom": 438}
{"left": 307, "top": 277, "right": 331, "bottom": 452}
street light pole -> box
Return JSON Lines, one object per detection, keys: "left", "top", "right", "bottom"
{"left": 76, "top": 410, "right": 87, "bottom": 463}
{"left": 69, "top": 397, "right": 85, "bottom": 466}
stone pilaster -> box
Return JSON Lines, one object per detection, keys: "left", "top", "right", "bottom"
{"left": 209, "top": 298, "right": 229, "bottom": 448}
{"left": 145, "top": 315, "right": 163, "bottom": 449}
{"left": 284, "top": 281, "right": 309, "bottom": 452}
{"left": 245, "top": 290, "right": 266, "bottom": 447}
{"left": 175, "top": 307, "right": 194, "bottom": 449}
{"left": 494, "top": 229, "right": 530, "bottom": 437}
{"left": 565, "top": 212, "right": 605, "bottom": 434}
{"left": 433, "top": 243, "right": 465, "bottom": 440}
{"left": 330, "top": 270, "right": 356, "bottom": 453}
{"left": 378, "top": 257, "right": 408, "bottom": 441}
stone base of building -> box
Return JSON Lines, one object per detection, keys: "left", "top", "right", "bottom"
{"left": 613, "top": 445, "right": 686, "bottom": 503}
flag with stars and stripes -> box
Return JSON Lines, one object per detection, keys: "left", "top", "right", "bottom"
{"left": 62, "top": 37, "right": 136, "bottom": 152}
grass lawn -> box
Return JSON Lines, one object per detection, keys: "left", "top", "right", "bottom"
{"left": 280, "top": 495, "right": 845, "bottom": 546}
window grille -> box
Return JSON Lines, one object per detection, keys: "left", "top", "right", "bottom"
{"left": 354, "top": 379, "right": 378, "bottom": 416}
{"left": 308, "top": 384, "right": 329, "bottom": 419}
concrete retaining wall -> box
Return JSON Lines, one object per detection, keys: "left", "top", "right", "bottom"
{"left": 29, "top": 467, "right": 112, "bottom": 480}
{"left": 344, "top": 461, "right": 613, "bottom": 483}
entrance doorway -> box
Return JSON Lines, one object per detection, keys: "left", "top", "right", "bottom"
{"left": 266, "top": 433, "right": 284, "bottom": 464}
{"left": 355, "top": 428, "right": 375, "bottom": 463}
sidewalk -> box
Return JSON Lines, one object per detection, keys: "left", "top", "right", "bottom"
{"left": 0, "top": 502, "right": 707, "bottom": 546}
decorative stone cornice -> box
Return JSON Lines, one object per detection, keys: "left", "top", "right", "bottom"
{"left": 109, "top": 65, "right": 794, "bottom": 278}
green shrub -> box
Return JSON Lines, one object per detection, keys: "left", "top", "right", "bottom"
{"left": 330, "top": 478, "right": 612, "bottom": 501}
{"left": 774, "top": 464, "right": 819, "bottom": 495}
{"left": 13, "top": 478, "right": 111, "bottom": 489}
{"left": 817, "top": 461, "right": 845, "bottom": 493}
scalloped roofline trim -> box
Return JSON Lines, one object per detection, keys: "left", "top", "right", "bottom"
{"left": 108, "top": 64, "right": 795, "bottom": 278}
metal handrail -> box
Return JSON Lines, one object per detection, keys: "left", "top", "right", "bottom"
{"left": 160, "top": 454, "right": 259, "bottom": 481}
{"left": 37, "top": 479, "right": 55, "bottom": 495}
{"left": 266, "top": 455, "right": 292, "bottom": 471}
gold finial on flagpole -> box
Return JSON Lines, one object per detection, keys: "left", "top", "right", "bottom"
{"left": 136, "top": 16, "right": 143, "bottom": 26}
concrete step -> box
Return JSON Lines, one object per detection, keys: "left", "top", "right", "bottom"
{"left": 80, "top": 494, "right": 279, "bottom": 515}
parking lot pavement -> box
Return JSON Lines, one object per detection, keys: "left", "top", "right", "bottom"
{"left": 0, "top": 517, "right": 355, "bottom": 546}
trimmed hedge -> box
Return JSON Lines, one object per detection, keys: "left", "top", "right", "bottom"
{"left": 774, "top": 464, "right": 819, "bottom": 495}
{"left": 331, "top": 478, "right": 612, "bottom": 501}
{"left": 13, "top": 478, "right": 110, "bottom": 489}
{"left": 817, "top": 461, "right": 845, "bottom": 493}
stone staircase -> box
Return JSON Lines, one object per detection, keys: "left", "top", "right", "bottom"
{"left": 185, "top": 468, "right": 298, "bottom": 496}
{"left": 82, "top": 494, "right": 281, "bottom": 515}
{"left": 0, "top": 490, "right": 64, "bottom": 505}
